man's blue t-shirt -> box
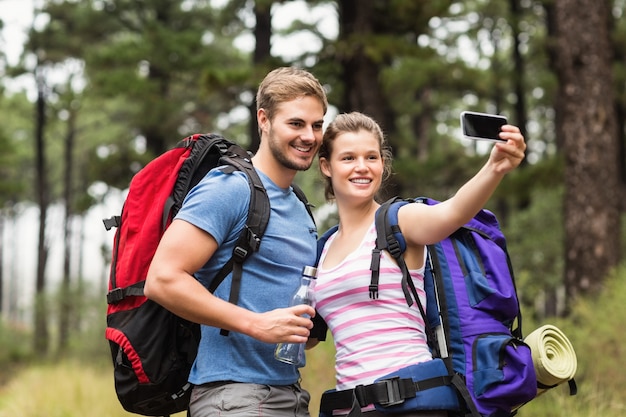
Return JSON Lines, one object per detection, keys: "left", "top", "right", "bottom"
{"left": 174, "top": 166, "right": 318, "bottom": 386}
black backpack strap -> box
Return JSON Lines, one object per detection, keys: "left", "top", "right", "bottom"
{"left": 319, "top": 374, "right": 453, "bottom": 416}
{"left": 373, "top": 197, "right": 438, "bottom": 348}
{"left": 209, "top": 145, "right": 270, "bottom": 336}
{"left": 310, "top": 225, "right": 339, "bottom": 344}
{"left": 292, "top": 183, "right": 316, "bottom": 225}
{"left": 205, "top": 146, "right": 314, "bottom": 338}
{"left": 106, "top": 281, "right": 144, "bottom": 304}
{"left": 163, "top": 134, "right": 231, "bottom": 230}
{"left": 372, "top": 197, "right": 413, "bottom": 305}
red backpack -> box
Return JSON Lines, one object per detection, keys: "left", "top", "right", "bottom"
{"left": 103, "top": 133, "right": 312, "bottom": 416}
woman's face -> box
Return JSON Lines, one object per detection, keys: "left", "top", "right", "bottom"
{"left": 319, "top": 129, "right": 384, "bottom": 203}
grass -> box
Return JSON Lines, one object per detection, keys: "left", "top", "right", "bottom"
{"left": 0, "top": 361, "right": 186, "bottom": 417}
{"left": 0, "top": 329, "right": 621, "bottom": 417}
{"left": 0, "top": 354, "right": 332, "bottom": 417}
{"left": 0, "top": 344, "right": 336, "bottom": 417}
{"left": 301, "top": 338, "right": 337, "bottom": 417}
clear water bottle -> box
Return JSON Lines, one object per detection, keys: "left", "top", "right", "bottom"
{"left": 274, "top": 265, "right": 317, "bottom": 365}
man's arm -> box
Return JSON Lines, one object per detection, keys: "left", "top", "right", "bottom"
{"left": 144, "top": 218, "right": 315, "bottom": 344}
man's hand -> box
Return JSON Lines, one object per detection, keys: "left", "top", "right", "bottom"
{"left": 248, "top": 305, "right": 316, "bottom": 344}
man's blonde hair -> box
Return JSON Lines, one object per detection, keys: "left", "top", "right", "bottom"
{"left": 256, "top": 67, "right": 328, "bottom": 126}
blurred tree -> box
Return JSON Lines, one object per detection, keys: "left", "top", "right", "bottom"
{"left": 32, "top": 0, "right": 252, "bottom": 188}
{"left": 1, "top": 0, "right": 625, "bottom": 353}
{"left": 0, "top": 129, "right": 22, "bottom": 319}
{"left": 32, "top": 56, "right": 51, "bottom": 356}
{"left": 0, "top": 92, "right": 33, "bottom": 322}
{"left": 11, "top": 0, "right": 252, "bottom": 355}
{"left": 546, "top": 0, "right": 622, "bottom": 310}
{"left": 308, "top": 0, "right": 623, "bottom": 319}
{"left": 613, "top": 3, "right": 626, "bottom": 192}
{"left": 58, "top": 77, "right": 80, "bottom": 355}
{"left": 249, "top": 0, "right": 273, "bottom": 151}
{"left": 316, "top": 0, "right": 457, "bottom": 199}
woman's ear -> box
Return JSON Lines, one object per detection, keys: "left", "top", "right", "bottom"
{"left": 319, "top": 157, "right": 331, "bottom": 177}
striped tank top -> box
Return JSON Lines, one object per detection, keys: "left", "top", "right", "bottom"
{"left": 316, "top": 221, "right": 433, "bottom": 391}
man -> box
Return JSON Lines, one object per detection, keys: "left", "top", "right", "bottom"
{"left": 144, "top": 67, "right": 328, "bottom": 417}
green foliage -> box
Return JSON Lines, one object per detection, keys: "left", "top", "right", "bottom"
{"left": 0, "top": 321, "right": 32, "bottom": 377}
{"left": 49, "top": 282, "right": 111, "bottom": 362}
{"left": 0, "top": 132, "right": 24, "bottom": 202}
{"left": 520, "top": 264, "right": 626, "bottom": 417}
{"left": 496, "top": 156, "right": 566, "bottom": 316}
{"left": 32, "top": 0, "right": 253, "bottom": 182}
{"left": 0, "top": 93, "right": 35, "bottom": 204}
{"left": 0, "top": 282, "right": 109, "bottom": 374}
{"left": 566, "top": 265, "right": 626, "bottom": 385}
{"left": 393, "top": 137, "right": 485, "bottom": 200}
{"left": 505, "top": 184, "right": 564, "bottom": 309}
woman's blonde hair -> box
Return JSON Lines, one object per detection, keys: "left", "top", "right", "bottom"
{"left": 318, "top": 112, "right": 393, "bottom": 201}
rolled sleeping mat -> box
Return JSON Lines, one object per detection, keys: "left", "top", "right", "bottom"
{"left": 524, "top": 324, "right": 578, "bottom": 396}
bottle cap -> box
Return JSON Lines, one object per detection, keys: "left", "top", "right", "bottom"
{"left": 302, "top": 265, "right": 317, "bottom": 278}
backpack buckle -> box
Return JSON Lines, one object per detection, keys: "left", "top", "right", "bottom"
{"left": 244, "top": 226, "right": 261, "bottom": 252}
{"left": 377, "top": 377, "right": 405, "bottom": 407}
{"left": 102, "top": 215, "right": 121, "bottom": 231}
{"left": 369, "top": 284, "right": 379, "bottom": 299}
{"left": 171, "top": 382, "right": 192, "bottom": 400}
{"left": 107, "top": 288, "right": 124, "bottom": 304}
{"left": 232, "top": 246, "right": 249, "bottom": 263}
{"left": 386, "top": 237, "right": 402, "bottom": 258}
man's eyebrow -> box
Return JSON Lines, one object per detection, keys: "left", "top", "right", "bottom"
{"left": 286, "top": 117, "right": 324, "bottom": 125}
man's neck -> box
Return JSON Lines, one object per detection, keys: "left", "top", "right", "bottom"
{"left": 251, "top": 153, "right": 296, "bottom": 189}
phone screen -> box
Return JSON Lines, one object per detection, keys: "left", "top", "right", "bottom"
{"left": 461, "top": 112, "right": 507, "bottom": 142}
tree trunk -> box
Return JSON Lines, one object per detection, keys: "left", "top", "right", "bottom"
{"left": 34, "top": 63, "right": 50, "bottom": 356}
{"left": 337, "top": 0, "right": 398, "bottom": 198}
{"left": 249, "top": 2, "right": 273, "bottom": 153}
{"left": 58, "top": 104, "right": 77, "bottom": 355}
{"left": 549, "top": 0, "right": 621, "bottom": 311}
{"left": 509, "top": 0, "right": 529, "bottom": 162}
{"left": 337, "top": 0, "right": 395, "bottom": 134}
{"left": 6, "top": 210, "right": 19, "bottom": 322}
{"left": 0, "top": 212, "right": 4, "bottom": 316}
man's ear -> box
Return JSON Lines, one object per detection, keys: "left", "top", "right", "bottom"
{"left": 257, "top": 108, "right": 269, "bottom": 135}
{"left": 319, "top": 157, "right": 331, "bottom": 177}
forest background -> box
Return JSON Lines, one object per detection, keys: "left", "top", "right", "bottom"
{"left": 0, "top": 0, "right": 625, "bottom": 416}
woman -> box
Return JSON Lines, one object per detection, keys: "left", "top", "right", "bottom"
{"left": 312, "top": 112, "right": 526, "bottom": 416}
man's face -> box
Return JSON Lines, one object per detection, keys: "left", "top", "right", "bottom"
{"left": 261, "top": 96, "right": 325, "bottom": 172}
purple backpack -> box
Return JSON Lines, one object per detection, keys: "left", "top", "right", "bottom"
{"left": 318, "top": 196, "right": 538, "bottom": 417}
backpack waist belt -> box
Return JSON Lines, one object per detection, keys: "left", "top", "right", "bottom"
{"left": 320, "top": 375, "right": 452, "bottom": 413}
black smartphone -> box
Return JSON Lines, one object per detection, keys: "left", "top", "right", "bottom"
{"left": 460, "top": 111, "right": 508, "bottom": 142}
